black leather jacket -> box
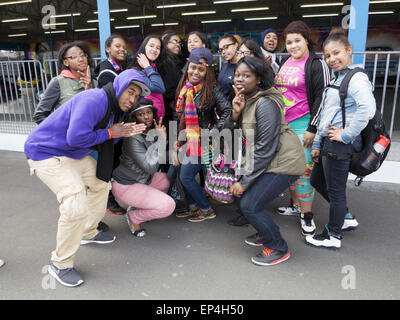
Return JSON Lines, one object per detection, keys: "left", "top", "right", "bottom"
{"left": 112, "top": 133, "right": 166, "bottom": 185}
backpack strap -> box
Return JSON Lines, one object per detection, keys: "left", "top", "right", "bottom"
{"left": 97, "top": 68, "right": 118, "bottom": 81}
{"left": 337, "top": 67, "right": 367, "bottom": 129}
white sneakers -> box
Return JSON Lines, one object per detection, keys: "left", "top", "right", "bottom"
{"left": 305, "top": 215, "right": 359, "bottom": 250}
{"left": 342, "top": 215, "right": 360, "bottom": 231}
{"left": 305, "top": 225, "right": 342, "bottom": 250}
{"left": 301, "top": 214, "right": 316, "bottom": 236}
{"left": 276, "top": 204, "right": 301, "bottom": 216}
{"left": 277, "top": 203, "right": 360, "bottom": 242}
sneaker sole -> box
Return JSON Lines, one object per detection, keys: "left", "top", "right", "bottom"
{"left": 47, "top": 265, "right": 84, "bottom": 287}
{"left": 188, "top": 214, "right": 216, "bottom": 223}
{"left": 305, "top": 239, "right": 341, "bottom": 251}
{"left": 251, "top": 252, "right": 291, "bottom": 266}
{"left": 80, "top": 236, "right": 116, "bottom": 245}
{"left": 176, "top": 213, "right": 191, "bottom": 218}
{"left": 301, "top": 229, "right": 316, "bottom": 237}
{"left": 342, "top": 226, "right": 358, "bottom": 232}
{"left": 244, "top": 239, "right": 263, "bottom": 247}
{"left": 277, "top": 211, "right": 300, "bottom": 217}
{"left": 106, "top": 209, "right": 126, "bottom": 215}
{"left": 228, "top": 222, "right": 250, "bottom": 227}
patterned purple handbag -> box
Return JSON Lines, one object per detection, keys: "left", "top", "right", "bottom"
{"left": 205, "top": 153, "right": 239, "bottom": 204}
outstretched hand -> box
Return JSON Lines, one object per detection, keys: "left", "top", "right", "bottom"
{"left": 110, "top": 122, "right": 147, "bottom": 138}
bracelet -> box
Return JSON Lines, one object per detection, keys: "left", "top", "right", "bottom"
{"left": 107, "top": 128, "right": 114, "bottom": 140}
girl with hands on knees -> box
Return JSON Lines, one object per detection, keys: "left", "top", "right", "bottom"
{"left": 306, "top": 28, "right": 376, "bottom": 250}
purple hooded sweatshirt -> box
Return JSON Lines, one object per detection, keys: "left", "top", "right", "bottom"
{"left": 24, "top": 69, "right": 149, "bottom": 161}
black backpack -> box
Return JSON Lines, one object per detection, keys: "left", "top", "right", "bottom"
{"left": 334, "top": 67, "right": 391, "bottom": 186}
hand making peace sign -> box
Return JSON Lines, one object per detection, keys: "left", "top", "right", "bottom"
{"left": 78, "top": 65, "right": 92, "bottom": 90}
{"left": 232, "top": 85, "right": 246, "bottom": 121}
{"left": 153, "top": 116, "right": 167, "bottom": 140}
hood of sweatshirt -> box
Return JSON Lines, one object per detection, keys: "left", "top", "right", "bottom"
{"left": 112, "top": 69, "right": 151, "bottom": 99}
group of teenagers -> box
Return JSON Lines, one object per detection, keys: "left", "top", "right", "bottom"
{"left": 22, "top": 20, "right": 377, "bottom": 287}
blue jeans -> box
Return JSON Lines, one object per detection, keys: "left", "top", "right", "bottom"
{"left": 237, "top": 173, "right": 299, "bottom": 253}
{"left": 310, "top": 138, "right": 359, "bottom": 235}
{"left": 169, "top": 155, "right": 211, "bottom": 211}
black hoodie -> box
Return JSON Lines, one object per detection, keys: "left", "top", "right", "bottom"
{"left": 304, "top": 52, "right": 332, "bottom": 133}
{"left": 94, "top": 59, "right": 125, "bottom": 89}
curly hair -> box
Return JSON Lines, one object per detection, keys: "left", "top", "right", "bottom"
{"left": 57, "top": 41, "right": 93, "bottom": 73}
{"left": 283, "top": 20, "right": 315, "bottom": 51}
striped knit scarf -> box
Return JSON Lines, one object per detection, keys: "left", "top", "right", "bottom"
{"left": 176, "top": 80, "right": 203, "bottom": 156}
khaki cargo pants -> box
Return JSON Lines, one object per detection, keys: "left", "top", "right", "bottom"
{"left": 28, "top": 155, "right": 111, "bottom": 269}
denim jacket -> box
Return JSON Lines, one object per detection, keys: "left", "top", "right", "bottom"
{"left": 312, "top": 64, "right": 376, "bottom": 150}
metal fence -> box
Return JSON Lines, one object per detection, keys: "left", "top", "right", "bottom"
{"left": 1, "top": 51, "right": 399, "bottom": 137}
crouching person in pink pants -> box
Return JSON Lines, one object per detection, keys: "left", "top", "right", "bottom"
{"left": 112, "top": 98, "right": 175, "bottom": 237}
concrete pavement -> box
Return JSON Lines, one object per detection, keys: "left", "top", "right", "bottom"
{"left": 0, "top": 150, "right": 399, "bottom": 300}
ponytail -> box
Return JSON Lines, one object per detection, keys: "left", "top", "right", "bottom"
{"left": 323, "top": 27, "right": 351, "bottom": 50}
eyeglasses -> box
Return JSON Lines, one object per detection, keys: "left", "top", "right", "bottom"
{"left": 218, "top": 43, "right": 235, "bottom": 54}
{"left": 65, "top": 53, "right": 88, "bottom": 60}
{"left": 168, "top": 39, "right": 182, "bottom": 46}
{"left": 236, "top": 50, "right": 251, "bottom": 56}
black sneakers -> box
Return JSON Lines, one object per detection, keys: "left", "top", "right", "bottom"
{"left": 228, "top": 214, "right": 250, "bottom": 227}
{"left": 106, "top": 194, "right": 126, "bottom": 215}
{"left": 251, "top": 248, "right": 291, "bottom": 266}
{"left": 97, "top": 221, "right": 109, "bottom": 232}
{"left": 245, "top": 233, "right": 263, "bottom": 247}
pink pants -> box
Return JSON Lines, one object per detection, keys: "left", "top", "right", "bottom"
{"left": 111, "top": 173, "right": 175, "bottom": 224}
